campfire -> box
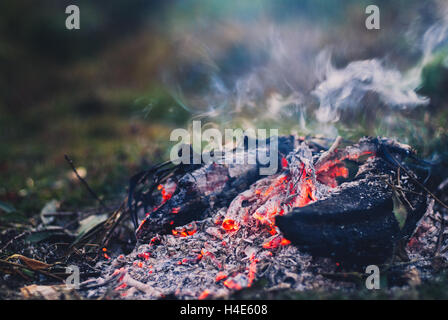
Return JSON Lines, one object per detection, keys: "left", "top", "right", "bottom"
{"left": 4, "top": 0, "right": 448, "bottom": 304}
{"left": 81, "top": 135, "right": 431, "bottom": 299}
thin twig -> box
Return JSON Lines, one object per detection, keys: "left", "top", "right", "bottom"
{"left": 379, "top": 257, "right": 437, "bottom": 271}
{"left": 382, "top": 146, "right": 448, "bottom": 255}
{"left": 383, "top": 147, "right": 448, "bottom": 210}
{"left": 385, "top": 178, "right": 415, "bottom": 211}
{"left": 0, "top": 259, "right": 64, "bottom": 281}
{"left": 64, "top": 154, "right": 105, "bottom": 207}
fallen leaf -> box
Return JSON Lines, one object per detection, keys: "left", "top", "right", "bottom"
{"left": 392, "top": 192, "right": 408, "bottom": 229}
{"left": 21, "top": 284, "right": 80, "bottom": 300}
{"left": 7, "top": 254, "right": 52, "bottom": 271}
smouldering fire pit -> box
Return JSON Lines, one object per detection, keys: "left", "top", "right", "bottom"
{"left": 83, "top": 136, "right": 430, "bottom": 299}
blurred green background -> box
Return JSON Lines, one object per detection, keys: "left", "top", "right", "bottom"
{"left": 0, "top": 0, "right": 447, "bottom": 222}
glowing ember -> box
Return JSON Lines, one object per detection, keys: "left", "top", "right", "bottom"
{"left": 172, "top": 223, "right": 197, "bottom": 237}
{"left": 247, "top": 254, "right": 259, "bottom": 287}
{"left": 262, "top": 236, "right": 291, "bottom": 249}
{"left": 137, "top": 252, "right": 151, "bottom": 260}
{"left": 223, "top": 279, "right": 242, "bottom": 290}
{"left": 115, "top": 283, "right": 127, "bottom": 291}
{"left": 215, "top": 272, "right": 228, "bottom": 282}
{"left": 281, "top": 157, "right": 288, "bottom": 169}
{"left": 172, "top": 229, "right": 197, "bottom": 237}
{"left": 222, "top": 219, "right": 239, "bottom": 232}
{"left": 198, "top": 289, "right": 210, "bottom": 300}
{"left": 158, "top": 182, "right": 176, "bottom": 204}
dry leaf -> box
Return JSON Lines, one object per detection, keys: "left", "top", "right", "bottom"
{"left": 21, "top": 284, "right": 79, "bottom": 300}
{"left": 6, "top": 254, "right": 52, "bottom": 271}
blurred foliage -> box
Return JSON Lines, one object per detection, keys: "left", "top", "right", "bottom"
{"left": 0, "top": 1, "right": 184, "bottom": 218}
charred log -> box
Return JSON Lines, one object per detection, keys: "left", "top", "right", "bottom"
{"left": 135, "top": 136, "right": 300, "bottom": 241}
{"left": 276, "top": 157, "right": 428, "bottom": 263}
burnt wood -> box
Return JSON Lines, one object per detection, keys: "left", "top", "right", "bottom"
{"left": 135, "top": 136, "right": 298, "bottom": 241}
{"left": 276, "top": 177, "right": 400, "bottom": 263}
{"left": 276, "top": 157, "right": 428, "bottom": 263}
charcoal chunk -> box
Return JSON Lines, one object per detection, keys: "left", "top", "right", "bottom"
{"left": 276, "top": 177, "right": 400, "bottom": 263}
{"left": 276, "top": 157, "right": 428, "bottom": 263}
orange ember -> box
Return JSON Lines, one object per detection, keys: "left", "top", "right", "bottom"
{"left": 172, "top": 227, "right": 197, "bottom": 237}
{"left": 316, "top": 160, "right": 350, "bottom": 188}
{"left": 262, "top": 236, "right": 291, "bottom": 249}
{"left": 198, "top": 289, "right": 210, "bottom": 300}
{"left": 138, "top": 252, "right": 151, "bottom": 260}
{"left": 281, "top": 157, "right": 288, "bottom": 169}
{"left": 222, "top": 219, "right": 239, "bottom": 232}
{"left": 295, "top": 179, "right": 316, "bottom": 207}
{"left": 215, "top": 272, "right": 228, "bottom": 282}
{"left": 115, "top": 283, "right": 127, "bottom": 291}
{"left": 247, "top": 255, "right": 259, "bottom": 287}
{"left": 268, "top": 224, "right": 277, "bottom": 235}
{"left": 223, "top": 279, "right": 242, "bottom": 290}
{"left": 156, "top": 182, "right": 176, "bottom": 206}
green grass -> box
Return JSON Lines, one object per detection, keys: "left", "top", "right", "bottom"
{"left": 0, "top": 84, "right": 191, "bottom": 222}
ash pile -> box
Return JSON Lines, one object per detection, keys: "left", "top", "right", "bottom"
{"left": 80, "top": 136, "right": 439, "bottom": 299}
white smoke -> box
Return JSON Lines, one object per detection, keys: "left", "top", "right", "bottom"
{"left": 312, "top": 52, "right": 429, "bottom": 123}
{"left": 161, "top": 1, "right": 448, "bottom": 140}
{"left": 312, "top": 18, "right": 448, "bottom": 125}
{"left": 162, "top": 20, "right": 320, "bottom": 127}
